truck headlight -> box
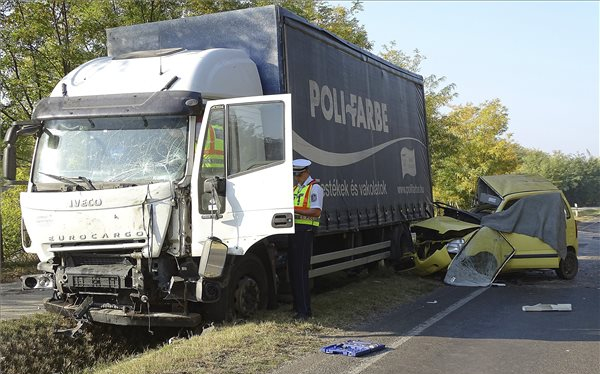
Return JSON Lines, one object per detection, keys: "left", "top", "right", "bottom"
{"left": 446, "top": 239, "right": 465, "bottom": 255}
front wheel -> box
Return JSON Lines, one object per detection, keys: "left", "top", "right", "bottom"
{"left": 556, "top": 250, "right": 578, "bottom": 280}
{"left": 200, "top": 254, "right": 268, "bottom": 322}
{"left": 230, "top": 255, "right": 268, "bottom": 318}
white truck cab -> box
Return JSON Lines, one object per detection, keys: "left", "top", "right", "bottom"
{"left": 8, "top": 47, "right": 295, "bottom": 327}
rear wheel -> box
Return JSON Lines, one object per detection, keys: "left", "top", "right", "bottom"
{"left": 556, "top": 250, "right": 578, "bottom": 280}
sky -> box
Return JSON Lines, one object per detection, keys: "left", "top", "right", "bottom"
{"left": 331, "top": 1, "right": 599, "bottom": 156}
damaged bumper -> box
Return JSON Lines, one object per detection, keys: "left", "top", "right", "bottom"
{"left": 411, "top": 216, "right": 480, "bottom": 275}
{"left": 44, "top": 298, "right": 201, "bottom": 327}
{"left": 413, "top": 247, "right": 452, "bottom": 275}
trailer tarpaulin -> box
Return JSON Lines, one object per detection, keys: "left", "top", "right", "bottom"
{"left": 283, "top": 18, "right": 432, "bottom": 232}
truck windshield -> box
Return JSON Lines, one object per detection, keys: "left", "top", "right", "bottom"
{"left": 33, "top": 116, "right": 188, "bottom": 186}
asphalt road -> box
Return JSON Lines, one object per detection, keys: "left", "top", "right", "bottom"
{"left": 1, "top": 223, "right": 599, "bottom": 374}
{"left": 273, "top": 225, "right": 600, "bottom": 374}
{"left": 0, "top": 279, "right": 52, "bottom": 320}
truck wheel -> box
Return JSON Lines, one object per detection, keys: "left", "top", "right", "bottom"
{"left": 556, "top": 250, "right": 578, "bottom": 280}
{"left": 230, "top": 255, "right": 268, "bottom": 318}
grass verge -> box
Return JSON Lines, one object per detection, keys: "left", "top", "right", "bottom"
{"left": 575, "top": 207, "right": 600, "bottom": 222}
{"left": 90, "top": 268, "right": 438, "bottom": 374}
{"left": 0, "top": 267, "right": 439, "bottom": 374}
{"left": 0, "top": 257, "right": 38, "bottom": 283}
{"left": 0, "top": 313, "right": 154, "bottom": 374}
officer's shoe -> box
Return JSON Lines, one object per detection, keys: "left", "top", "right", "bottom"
{"left": 293, "top": 313, "right": 312, "bottom": 321}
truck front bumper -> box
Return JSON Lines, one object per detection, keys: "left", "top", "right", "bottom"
{"left": 44, "top": 298, "right": 202, "bottom": 327}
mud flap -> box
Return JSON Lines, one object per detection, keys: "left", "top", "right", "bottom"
{"left": 390, "top": 222, "right": 414, "bottom": 260}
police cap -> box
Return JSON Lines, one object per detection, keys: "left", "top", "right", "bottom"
{"left": 293, "top": 159, "right": 311, "bottom": 174}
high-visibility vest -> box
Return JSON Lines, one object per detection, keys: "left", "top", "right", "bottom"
{"left": 202, "top": 124, "right": 224, "bottom": 170}
{"left": 293, "top": 180, "right": 321, "bottom": 227}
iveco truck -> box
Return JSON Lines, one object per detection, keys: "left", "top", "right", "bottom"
{"left": 3, "top": 6, "right": 432, "bottom": 328}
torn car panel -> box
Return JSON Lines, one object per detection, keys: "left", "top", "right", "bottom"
{"left": 412, "top": 216, "right": 480, "bottom": 235}
{"left": 444, "top": 227, "right": 515, "bottom": 287}
{"left": 411, "top": 216, "right": 480, "bottom": 275}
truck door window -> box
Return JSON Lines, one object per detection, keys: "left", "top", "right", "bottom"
{"left": 199, "top": 106, "right": 225, "bottom": 213}
{"left": 227, "top": 102, "right": 285, "bottom": 176}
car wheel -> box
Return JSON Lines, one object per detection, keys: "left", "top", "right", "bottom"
{"left": 556, "top": 250, "right": 578, "bottom": 280}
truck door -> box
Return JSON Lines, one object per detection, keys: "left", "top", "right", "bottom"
{"left": 191, "top": 94, "right": 294, "bottom": 256}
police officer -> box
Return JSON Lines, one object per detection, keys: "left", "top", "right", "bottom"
{"left": 288, "top": 159, "right": 324, "bottom": 320}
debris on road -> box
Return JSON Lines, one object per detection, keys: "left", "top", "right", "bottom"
{"left": 321, "top": 340, "right": 385, "bottom": 357}
{"left": 522, "top": 303, "right": 572, "bottom": 312}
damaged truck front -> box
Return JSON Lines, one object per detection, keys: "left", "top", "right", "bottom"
{"left": 6, "top": 77, "right": 252, "bottom": 327}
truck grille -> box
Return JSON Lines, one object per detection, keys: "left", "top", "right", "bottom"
{"left": 72, "top": 274, "right": 120, "bottom": 288}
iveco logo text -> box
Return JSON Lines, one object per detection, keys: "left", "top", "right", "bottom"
{"left": 48, "top": 231, "right": 145, "bottom": 242}
{"left": 69, "top": 198, "right": 103, "bottom": 208}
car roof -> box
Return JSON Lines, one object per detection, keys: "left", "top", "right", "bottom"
{"left": 479, "top": 174, "right": 560, "bottom": 198}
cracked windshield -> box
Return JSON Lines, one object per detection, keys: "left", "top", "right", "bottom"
{"left": 33, "top": 116, "right": 188, "bottom": 187}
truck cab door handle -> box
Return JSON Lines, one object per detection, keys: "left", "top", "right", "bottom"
{"left": 272, "top": 213, "right": 293, "bottom": 228}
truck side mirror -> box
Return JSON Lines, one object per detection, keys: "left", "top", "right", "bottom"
{"left": 3, "top": 143, "right": 17, "bottom": 181}
{"left": 3, "top": 121, "right": 42, "bottom": 181}
{"left": 198, "top": 237, "right": 228, "bottom": 278}
{"left": 3, "top": 125, "right": 19, "bottom": 181}
{"left": 203, "top": 178, "right": 214, "bottom": 194}
{"left": 203, "top": 176, "right": 225, "bottom": 195}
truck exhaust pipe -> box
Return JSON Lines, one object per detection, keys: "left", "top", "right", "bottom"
{"left": 21, "top": 274, "right": 54, "bottom": 290}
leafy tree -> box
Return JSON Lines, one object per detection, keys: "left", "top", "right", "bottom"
{"left": 518, "top": 149, "right": 600, "bottom": 206}
{"left": 437, "top": 100, "right": 519, "bottom": 206}
{"left": 1, "top": 169, "right": 30, "bottom": 262}
{"left": 380, "top": 44, "right": 522, "bottom": 206}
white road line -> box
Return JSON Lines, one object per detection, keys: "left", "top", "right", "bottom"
{"left": 348, "top": 287, "right": 488, "bottom": 374}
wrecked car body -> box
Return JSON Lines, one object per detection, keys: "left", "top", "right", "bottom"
{"left": 412, "top": 174, "right": 579, "bottom": 285}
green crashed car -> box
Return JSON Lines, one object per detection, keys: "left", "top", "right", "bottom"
{"left": 412, "top": 174, "right": 578, "bottom": 285}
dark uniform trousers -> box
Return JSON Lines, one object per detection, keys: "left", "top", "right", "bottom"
{"left": 288, "top": 223, "right": 314, "bottom": 317}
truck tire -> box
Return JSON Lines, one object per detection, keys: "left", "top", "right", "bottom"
{"left": 230, "top": 255, "right": 268, "bottom": 318}
{"left": 200, "top": 254, "right": 268, "bottom": 322}
{"left": 556, "top": 250, "right": 578, "bottom": 280}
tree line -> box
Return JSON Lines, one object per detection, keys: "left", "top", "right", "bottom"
{"left": 1, "top": 0, "right": 598, "bottom": 262}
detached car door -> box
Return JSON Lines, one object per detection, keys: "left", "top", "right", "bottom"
{"left": 191, "top": 94, "right": 294, "bottom": 256}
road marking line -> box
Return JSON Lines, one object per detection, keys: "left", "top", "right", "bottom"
{"left": 348, "top": 287, "right": 488, "bottom": 374}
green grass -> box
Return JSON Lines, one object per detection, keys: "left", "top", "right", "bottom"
{"left": 574, "top": 207, "right": 600, "bottom": 222}
{"left": 0, "top": 257, "right": 38, "bottom": 283}
{"left": 0, "top": 313, "right": 151, "bottom": 374}
{"left": 0, "top": 267, "right": 439, "bottom": 374}
{"left": 90, "top": 268, "right": 438, "bottom": 374}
